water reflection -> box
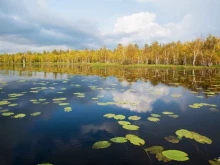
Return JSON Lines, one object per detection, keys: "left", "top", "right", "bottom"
{"left": 0, "top": 65, "right": 219, "bottom": 165}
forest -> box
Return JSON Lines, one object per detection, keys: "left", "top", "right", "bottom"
{"left": 0, "top": 35, "right": 220, "bottom": 66}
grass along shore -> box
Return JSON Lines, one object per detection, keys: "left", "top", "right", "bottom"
{"left": 1, "top": 62, "right": 220, "bottom": 69}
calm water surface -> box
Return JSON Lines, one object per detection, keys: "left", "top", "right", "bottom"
{"left": 0, "top": 66, "right": 220, "bottom": 165}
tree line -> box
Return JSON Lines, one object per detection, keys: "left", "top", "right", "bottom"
{"left": 0, "top": 34, "right": 220, "bottom": 66}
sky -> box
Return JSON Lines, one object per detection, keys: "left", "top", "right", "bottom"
{"left": 0, "top": 0, "right": 219, "bottom": 53}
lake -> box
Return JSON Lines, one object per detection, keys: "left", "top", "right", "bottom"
{"left": 0, "top": 65, "right": 220, "bottom": 165}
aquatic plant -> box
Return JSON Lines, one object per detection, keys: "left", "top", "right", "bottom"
{"left": 92, "top": 141, "right": 111, "bottom": 149}
{"left": 162, "top": 150, "right": 189, "bottom": 161}
{"left": 122, "top": 125, "right": 139, "bottom": 131}
{"left": 147, "top": 117, "right": 160, "bottom": 122}
{"left": 128, "top": 115, "right": 141, "bottom": 121}
{"left": 110, "top": 137, "right": 127, "bottom": 143}
{"left": 126, "top": 134, "right": 145, "bottom": 146}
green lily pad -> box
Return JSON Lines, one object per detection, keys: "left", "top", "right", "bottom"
{"left": 110, "top": 137, "right": 127, "bottom": 143}
{"left": 118, "top": 121, "right": 131, "bottom": 126}
{"left": 162, "top": 112, "right": 174, "bottom": 115}
{"left": 165, "top": 136, "right": 179, "bottom": 143}
{"left": 168, "top": 115, "right": 179, "bottom": 118}
{"left": 176, "top": 129, "right": 212, "bottom": 144}
{"left": 128, "top": 115, "right": 141, "bottom": 121}
{"left": 191, "top": 131, "right": 212, "bottom": 144}
{"left": 13, "top": 113, "right": 26, "bottom": 118}
{"left": 103, "top": 113, "right": 115, "bottom": 118}
{"left": 209, "top": 158, "right": 220, "bottom": 165}
{"left": 59, "top": 103, "right": 70, "bottom": 106}
{"left": 92, "top": 141, "right": 111, "bottom": 149}
{"left": 175, "top": 129, "right": 193, "bottom": 139}
{"left": 145, "top": 146, "right": 164, "bottom": 154}
{"left": 114, "top": 115, "right": 126, "bottom": 120}
{"left": 156, "top": 153, "right": 172, "bottom": 162}
{"left": 2, "top": 112, "right": 14, "bottom": 116}
{"left": 126, "top": 134, "right": 145, "bottom": 146}
{"left": 0, "top": 109, "right": 9, "bottom": 113}
{"left": 151, "top": 114, "right": 161, "bottom": 118}
{"left": 64, "top": 107, "right": 72, "bottom": 112}
{"left": 122, "top": 125, "right": 139, "bottom": 130}
{"left": 189, "top": 105, "right": 200, "bottom": 108}
{"left": 8, "top": 103, "right": 18, "bottom": 107}
{"left": 147, "top": 117, "right": 160, "bottom": 122}
{"left": 38, "top": 163, "right": 53, "bottom": 165}
{"left": 162, "top": 150, "right": 189, "bottom": 161}
{"left": 30, "top": 112, "right": 41, "bottom": 116}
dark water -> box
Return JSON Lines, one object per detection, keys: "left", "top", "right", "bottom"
{"left": 0, "top": 66, "right": 220, "bottom": 165}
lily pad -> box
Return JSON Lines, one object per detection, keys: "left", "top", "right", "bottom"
{"left": 128, "top": 115, "right": 141, "bottom": 121}
{"left": 0, "top": 109, "right": 9, "bottom": 113}
{"left": 147, "top": 117, "right": 160, "bottom": 122}
{"left": 114, "top": 115, "right": 126, "bottom": 120}
{"left": 151, "top": 114, "right": 161, "bottom": 118}
{"left": 175, "top": 129, "right": 212, "bottom": 144}
{"left": 126, "top": 134, "right": 145, "bottom": 146}
{"left": 8, "top": 103, "right": 18, "bottom": 107}
{"left": 162, "top": 150, "right": 189, "bottom": 161}
{"left": 38, "top": 163, "right": 53, "bottom": 165}
{"left": 165, "top": 136, "right": 179, "bottom": 143}
{"left": 59, "top": 103, "right": 70, "bottom": 106}
{"left": 168, "top": 115, "right": 179, "bottom": 118}
{"left": 145, "top": 146, "right": 164, "bottom": 154}
{"left": 92, "top": 141, "right": 111, "bottom": 149}
{"left": 110, "top": 137, "right": 127, "bottom": 143}
{"left": 191, "top": 131, "right": 212, "bottom": 144}
{"left": 156, "top": 153, "right": 172, "bottom": 162}
{"left": 175, "top": 129, "right": 193, "bottom": 139}
{"left": 64, "top": 107, "right": 72, "bottom": 112}
{"left": 2, "top": 112, "right": 14, "bottom": 116}
{"left": 122, "top": 125, "right": 139, "bottom": 131}
{"left": 209, "top": 158, "right": 220, "bottom": 165}
{"left": 118, "top": 121, "right": 131, "bottom": 126}
{"left": 162, "top": 112, "right": 174, "bottom": 115}
{"left": 103, "top": 113, "right": 115, "bottom": 118}
{"left": 30, "top": 112, "right": 41, "bottom": 116}
{"left": 13, "top": 113, "right": 26, "bottom": 118}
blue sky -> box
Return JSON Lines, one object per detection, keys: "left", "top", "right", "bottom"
{"left": 0, "top": 0, "right": 219, "bottom": 53}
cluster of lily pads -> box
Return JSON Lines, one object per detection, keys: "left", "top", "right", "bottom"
{"left": 93, "top": 113, "right": 191, "bottom": 162}
{"left": 104, "top": 114, "right": 140, "bottom": 130}
{"left": 147, "top": 111, "right": 179, "bottom": 122}
{"left": 175, "top": 129, "right": 212, "bottom": 144}
{"left": 91, "top": 112, "right": 215, "bottom": 163}
{"left": 189, "top": 103, "right": 217, "bottom": 109}
{"left": 146, "top": 146, "right": 189, "bottom": 162}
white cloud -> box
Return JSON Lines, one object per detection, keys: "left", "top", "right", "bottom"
{"left": 114, "top": 12, "right": 156, "bottom": 33}
{"left": 106, "top": 12, "right": 194, "bottom": 46}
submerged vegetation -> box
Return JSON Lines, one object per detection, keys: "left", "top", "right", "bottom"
{"left": 0, "top": 35, "right": 220, "bottom": 67}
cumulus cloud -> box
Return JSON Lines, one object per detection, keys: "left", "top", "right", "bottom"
{"left": 106, "top": 12, "right": 194, "bottom": 46}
